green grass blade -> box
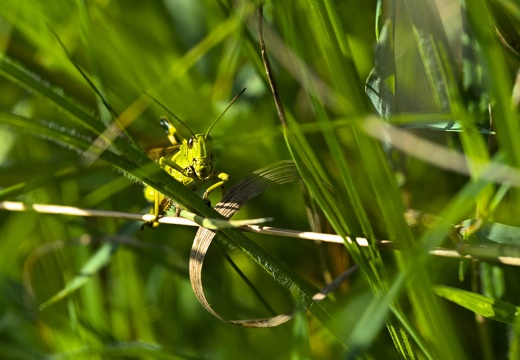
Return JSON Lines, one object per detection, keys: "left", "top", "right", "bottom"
{"left": 39, "top": 241, "right": 118, "bottom": 310}
{"left": 456, "top": 219, "right": 520, "bottom": 245}
{"left": 433, "top": 285, "right": 520, "bottom": 325}
{"left": 366, "top": 6, "right": 396, "bottom": 118}
{"left": 466, "top": 0, "right": 520, "bottom": 166}
{"left": 0, "top": 57, "right": 105, "bottom": 135}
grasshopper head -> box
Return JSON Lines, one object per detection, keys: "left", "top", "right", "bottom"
{"left": 187, "top": 134, "right": 214, "bottom": 179}
{"left": 185, "top": 88, "right": 245, "bottom": 180}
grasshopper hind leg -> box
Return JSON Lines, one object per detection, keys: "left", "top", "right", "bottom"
{"left": 160, "top": 117, "right": 182, "bottom": 145}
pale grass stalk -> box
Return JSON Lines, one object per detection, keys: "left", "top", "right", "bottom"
{"left": 2, "top": 200, "right": 520, "bottom": 266}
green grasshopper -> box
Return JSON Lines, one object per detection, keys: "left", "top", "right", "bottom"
{"left": 142, "top": 88, "right": 246, "bottom": 228}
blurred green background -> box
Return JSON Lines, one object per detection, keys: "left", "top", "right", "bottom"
{"left": 2, "top": 0, "right": 520, "bottom": 359}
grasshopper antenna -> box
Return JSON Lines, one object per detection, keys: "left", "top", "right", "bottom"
{"left": 51, "top": 29, "right": 122, "bottom": 128}
{"left": 205, "top": 88, "right": 246, "bottom": 138}
{"left": 143, "top": 91, "right": 196, "bottom": 138}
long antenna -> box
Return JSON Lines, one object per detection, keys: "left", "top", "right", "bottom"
{"left": 205, "top": 88, "right": 246, "bottom": 138}
{"left": 143, "top": 91, "right": 196, "bottom": 138}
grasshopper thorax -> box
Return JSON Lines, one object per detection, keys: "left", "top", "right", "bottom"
{"left": 186, "top": 134, "right": 214, "bottom": 180}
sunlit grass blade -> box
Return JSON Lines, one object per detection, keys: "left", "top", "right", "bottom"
{"left": 433, "top": 285, "right": 520, "bottom": 325}
{"left": 179, "top": 209, "right": 272, "bottom": 229}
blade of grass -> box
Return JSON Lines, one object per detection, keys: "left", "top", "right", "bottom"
{"left": 433, "top": 285, "right": 520, "bottom": 325}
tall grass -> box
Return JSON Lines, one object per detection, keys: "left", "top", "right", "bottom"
{"left": 1, "top": 0, "right": 520, "bottom": 359}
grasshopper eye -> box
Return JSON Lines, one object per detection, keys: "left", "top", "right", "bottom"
{"left": 187, "top": 137, "right": 194, "bottom": 149}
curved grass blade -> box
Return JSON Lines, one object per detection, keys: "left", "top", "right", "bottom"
{"left": 189, "top": 161, "right": 357, "bottom": 332}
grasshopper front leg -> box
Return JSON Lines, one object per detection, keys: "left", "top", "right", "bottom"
{"left": 142, "top": 188, "right": 173, "bottom": 229}
{"left": 159, "top": 157, "right": 194, "bottom": 178}
{"left": 202, "top": 172, "right": 229, "bottom": 205}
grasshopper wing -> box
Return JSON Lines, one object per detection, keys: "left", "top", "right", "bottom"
{"left": 146, "top": 145, "right": 181, "bottom": 161}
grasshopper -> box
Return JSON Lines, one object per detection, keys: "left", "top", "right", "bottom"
{"left": 142, "top": 88, "right": 246, "bottom": 228}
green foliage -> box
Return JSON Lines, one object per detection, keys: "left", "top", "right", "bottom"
{"left": 1, "top": 0, "right": 520, "bottom": 359}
